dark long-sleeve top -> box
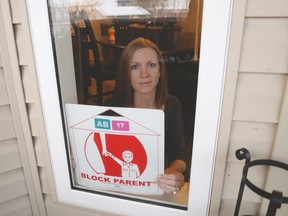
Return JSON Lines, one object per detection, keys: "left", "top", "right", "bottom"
{"left": 163, "top": 95, "right": 186, "bottom": 167}
{"left": 104, "top": 95, "right": 187, "bottom": 168}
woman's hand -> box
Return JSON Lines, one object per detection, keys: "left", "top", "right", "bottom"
{"left": 157, "top": 169, "right": 185, "bottom": 194}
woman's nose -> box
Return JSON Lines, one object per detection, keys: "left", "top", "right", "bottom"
{"left": 140, "top": 65, "right": 149, "bottom": 77}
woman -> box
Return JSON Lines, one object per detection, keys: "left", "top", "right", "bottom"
{"left": 105, "top": 37, "right": 187, "bottom": 194}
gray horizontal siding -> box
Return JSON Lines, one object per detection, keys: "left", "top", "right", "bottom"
{"left": 0, "top": 69, "right": 9, "bottom": 106}
{"left": 0, "top": 196, "right": 33, "bottom": 216}
{"left": 219, "top": 0, "right": 288, "bottom": 215}
{"left": 0, "top": 106, "right": 16, "bottom": 140}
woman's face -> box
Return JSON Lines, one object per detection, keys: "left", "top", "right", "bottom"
{"left": 130, "top": 47, "right": 160, "bottom": 96}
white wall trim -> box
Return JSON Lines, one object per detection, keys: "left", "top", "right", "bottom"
{"left": 208, "top": 0, "right": 246, "bottom": 214}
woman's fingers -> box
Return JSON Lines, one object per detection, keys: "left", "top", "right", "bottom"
{"left": 157, "top": 173, "right": 185, "bottom": 194}
{"left": 158, "top": 181, "right": 177, "bottom": 193}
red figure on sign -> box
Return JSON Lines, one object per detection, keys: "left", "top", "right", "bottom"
{"left": 85, "top": 132, "right": 147, "bottom": 178}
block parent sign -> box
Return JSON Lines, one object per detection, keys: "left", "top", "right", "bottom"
{"left": 65, "top": 104, "right": 164, "bottom": 195}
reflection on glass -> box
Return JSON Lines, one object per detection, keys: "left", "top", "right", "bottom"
{"left": 47, "top": 0, "right": 202, "bottom": 210}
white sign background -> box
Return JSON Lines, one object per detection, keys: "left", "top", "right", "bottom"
{"left": 65, "top": 104, "right": 165, "bottom": 195}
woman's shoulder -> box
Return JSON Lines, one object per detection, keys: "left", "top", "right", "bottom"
{"left": 165, "top": 95, "right": 182, "bottom": 111}
{"left": 166, "top": 95, "right": 181, "bottom": 106}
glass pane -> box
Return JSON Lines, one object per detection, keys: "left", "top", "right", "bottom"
{"left": 47, "top": 0, "right": 202, "bottom": 210}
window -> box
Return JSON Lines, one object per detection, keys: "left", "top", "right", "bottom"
{"left": 27, "top": 0, "right": 232, "bottom": 214}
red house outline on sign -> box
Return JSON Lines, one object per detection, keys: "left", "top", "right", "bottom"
{"left": 66, "top": 105, "right": 164, "bottom": 195}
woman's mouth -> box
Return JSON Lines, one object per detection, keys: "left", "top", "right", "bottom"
{"left": 139, "top": 81, "right": 152, "bottom": 85}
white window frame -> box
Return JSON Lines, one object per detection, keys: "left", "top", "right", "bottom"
{"left": 26, "top": 0, "right": 233, "bottom": 215}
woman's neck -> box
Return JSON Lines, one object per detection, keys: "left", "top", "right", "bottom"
{"left": 134, "top": 93, "right": 156, "bottom": 109}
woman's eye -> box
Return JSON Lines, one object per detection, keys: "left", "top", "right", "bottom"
{"left": 131, "top": 64, "right": 140, "bottom": 70}
{"left": 148, "top": 62, "right": 158, "bottom": 69}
